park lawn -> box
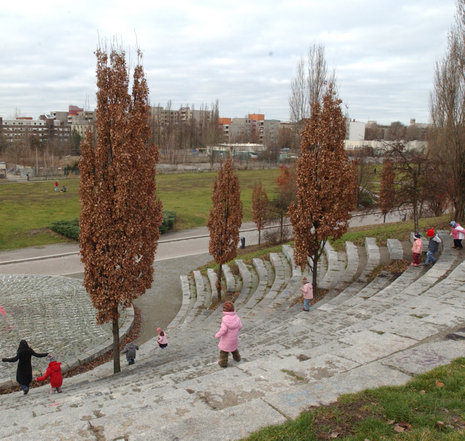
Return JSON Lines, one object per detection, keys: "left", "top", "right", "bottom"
{"left": 0, "top": 178, "right": 81, "bottom": 249}
{"left": 0, "top": 168, "right": 280, "bottom": 250}
{"left": 158, "top": 169, "right": 280, "bottom": 229}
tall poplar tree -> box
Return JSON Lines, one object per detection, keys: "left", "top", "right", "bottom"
{"left": 289, "top": 85, "right": 357, "bottom": 291}
{"left": 207, "top": 157, "right": 242, "bottom": 300}
{"left": 79, "top": 48, "right": 163, "bottom": 374}
{"left": 252, "top": 181, "right": 269, "bottom": 245}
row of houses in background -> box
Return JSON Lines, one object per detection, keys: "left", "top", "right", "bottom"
{"left": 0, "top": 104, "right": 429, "bottom": 155}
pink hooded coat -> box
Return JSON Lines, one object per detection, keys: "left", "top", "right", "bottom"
{"left": 215, "top": 311, "right": 243, "bottom": 352}
{"left": 412, "top": 238, "right": 423, "bottom": 254}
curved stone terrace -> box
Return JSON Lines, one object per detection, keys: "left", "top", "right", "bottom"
{"left": 0, "top": 274, "right": 132, "bottom": 386}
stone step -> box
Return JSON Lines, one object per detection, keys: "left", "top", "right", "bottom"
{"left": 2, "top": 234, "right": 464, "bottom": 441}
{"left": 2, "top": 274, "right": 465, "bottom": 441}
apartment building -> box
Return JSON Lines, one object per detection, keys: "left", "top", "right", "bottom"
{"left": 0, "top": 110, "right": 73, "bottom": 146}
{"left": 151, "top": 106, "right": 180, "bottom": 126}
{"left": 69, "top": 110, "right": 95, "bottom": 137}
{"left": 217, "top": 114, "right": 281, "bottom": 147}
{"left": 0, "top": 116, "right": 48, "bottom": 144}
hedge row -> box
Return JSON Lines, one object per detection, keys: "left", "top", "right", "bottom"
{"left": 50, "top": 211, "right": 176, "bottom": 240}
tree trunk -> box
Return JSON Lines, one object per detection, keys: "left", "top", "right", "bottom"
{"left": 413, "top": 200, "right": 419, "bottom": 234}
{"left": 258, "top": 228, "right": 261, "bottom": 245}
{"left": 383, "top": 213, "right": 386, "bottom": 223}
{"left": 280, "top": 214, "right": 284, "bottom": 243}
{"left": 216, "top": 264, "right": 223, "bottom": 301}
{"left": 455, "top": 199, "right": 465, "bottom": 223}
{"left": 311, "top": 252, "right": 318, "bottom": 293}
{"left": 112, "top": 307, "right": 120, "bottom": 374}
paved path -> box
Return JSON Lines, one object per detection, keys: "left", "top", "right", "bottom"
{"left": 0, "top": 209, "right": 408, "bottom": 274}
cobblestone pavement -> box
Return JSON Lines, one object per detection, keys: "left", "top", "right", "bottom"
{"left": 0, "top": 274, "right": 127, "bottom": 385}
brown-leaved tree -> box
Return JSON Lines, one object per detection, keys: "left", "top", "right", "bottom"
{"left": 289, "top": 85, "right": 357, "bottom": 291}
{"left": 79, "top": 48, "right": 163, "bottom": 374}
{"left": 207, "top": 157, "right": 243, "bottom": 301}
{"left": 268, "top": 165, "right": 296, "bottom": 243}
{"left": 252, "top": 181, "right": 269, "bottom": 245}
{"left": 379, "top": 159, "right": 395, "bottom": 222}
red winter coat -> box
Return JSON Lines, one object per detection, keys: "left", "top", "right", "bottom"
{"left": 36, "top": 361, "right": 63, "bottom": 388}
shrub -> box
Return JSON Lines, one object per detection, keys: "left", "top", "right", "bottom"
{"left": 50, "top": 211, "right": 177, "bottom": 240}
{"left": 50, "top": 218, "right": 79, "bottom": 240}
{"left": 159, "top": 211, "right": 176, "bottom": 234}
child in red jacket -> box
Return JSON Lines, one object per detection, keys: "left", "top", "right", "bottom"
{"left": 36, "top": 354, "right": 63, "bottom": 393}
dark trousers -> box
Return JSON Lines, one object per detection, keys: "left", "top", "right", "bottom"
{"left": 219, "top": 349, "right": 241, "bottom": 367}
{"left": 454, "top": 239, "right": 463, "bottom": 249}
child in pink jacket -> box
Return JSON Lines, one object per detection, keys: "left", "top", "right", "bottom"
{"left": 215, "top": 301, "right": 242, "bottom": 368}
{"left": 156, "top": 327, "right": 168, "bottom": 349}
{"left": 411, "top": 233, "right": 423, "bottom": 266}
{"left": 450, "top": 221, "right": 465, "bottom": 249}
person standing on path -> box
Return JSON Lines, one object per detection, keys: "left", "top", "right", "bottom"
{"left": 2, "top": 340, "right": 48, "bottom": 394}
{"left": 425, "top": 228, "right": 442, "bottom": 266}
{"left": 300, "top": 276, "right": 313, "bottom": 311}
{"left": 411, "top": 233, "right": 423, "bottom": 266}
{"left": 215, "top": 301, "right": 242, "bottom": 368}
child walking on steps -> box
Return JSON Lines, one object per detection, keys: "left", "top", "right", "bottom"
{"left": 157, "top": 328, "right": 168, "bottom": 349}
{"left": 300, "top": 276, "right": 313, "bottom": 311}
{"left": 36, "top": 354, "right": 63, "bottom": 393}
{"left": 215, "top": 301, "right": 242, "bottom": 368}
{"left": 121, "top": 341, "right": 139, "bottom": 365}
{"left": 411, "top": 233, "right": 423, "bottom": 266}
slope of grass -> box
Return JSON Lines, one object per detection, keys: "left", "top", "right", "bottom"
{"left": 0, "top": 169, "right": 280, "bottom": 250}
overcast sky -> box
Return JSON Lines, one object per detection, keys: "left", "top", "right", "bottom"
{"left": 0, "top": 0, "right": 457, "bottom": 125}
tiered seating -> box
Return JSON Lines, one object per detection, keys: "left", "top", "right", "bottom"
{"left": 1, "top": 232, "right": 464, "bottom": 441}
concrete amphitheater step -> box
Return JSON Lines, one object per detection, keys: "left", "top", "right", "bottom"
{"left": 1, "top": 246, "right": 465, "bottom": 441}
{"left": 2, "top": 268, "right": 465, "bottom": 441}
{"left": 2, "top": 234, "right": 454, "bottom": 439}
{"left": 172, "top": 235, "right": 409, "bottom": 338}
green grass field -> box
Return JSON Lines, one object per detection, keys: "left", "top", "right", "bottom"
{"left": 0, "top": 169, "right": 281, "bottom": 250}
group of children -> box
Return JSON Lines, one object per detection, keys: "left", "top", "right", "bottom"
{"left": 2, "top": 327, "right": 170, "bottom": 395}
{"left": 411, "top": 221, "right": 464, "bottom": 267}
{"left": 121, "top": 327, "right": 168, "bottom": 366}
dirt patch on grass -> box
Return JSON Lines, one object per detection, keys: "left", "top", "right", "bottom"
{"left": 310, "top": 398, "right": 384, "bottom": 440}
